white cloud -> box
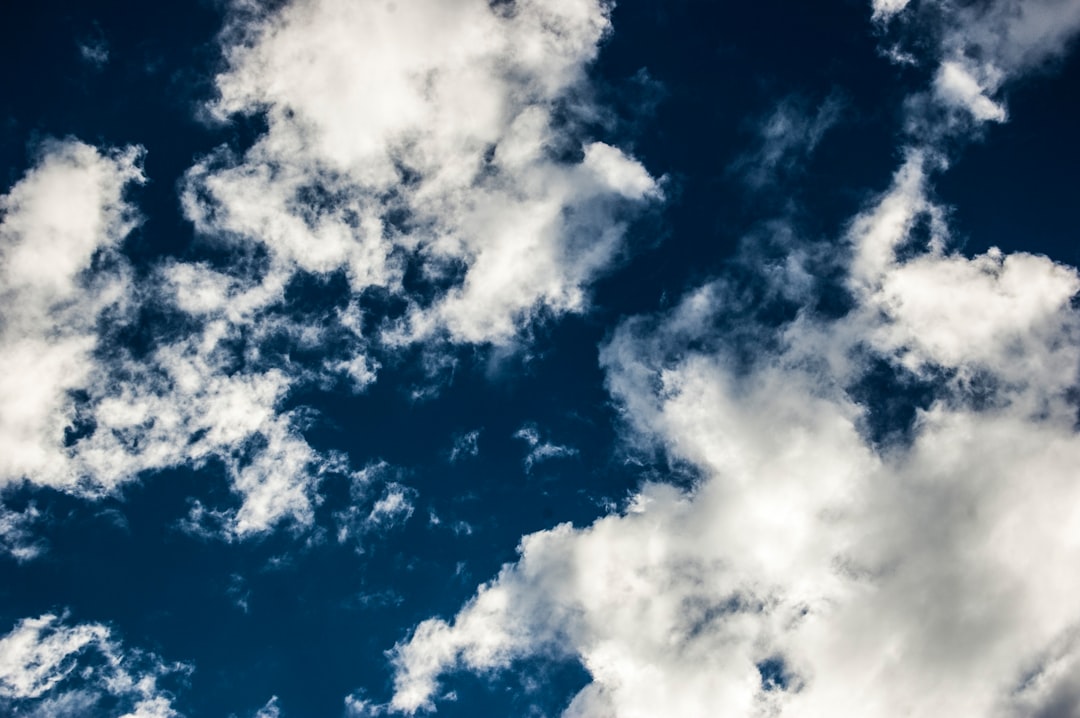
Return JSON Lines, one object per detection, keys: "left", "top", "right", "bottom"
{"left": 185, "top": 0, "right": 660, "bottom": 347}
{"left": 514, "top": 423, "right": 578, "bottom": 473}
{"left": 0, "top": 140, "right": 385, "bottom": 537}
{"left": 334, "top": 463, "right": 416, "bottom": 547}
{"left": 871, "top": 0, "right": 911, "bottom": 22}
{"left": 933, "top": 60, "right": 1007, "bottom": 123}
{"left": 0, "top": 139, "right": 144, "bottom": 491}
{"left": 0, "top": 502, "right": 46, "bottom": 561}
{"left": 884, "top": 0, "right": 1080, "bottom": 124}
{"left": 0, "top": 614, "right": 189, "bottom": 716}
{"left": 386, "top": 67, "right": 1080, "bottom": 718}
{"left": 253, "top": 695, "right": 282, "bottom": 718}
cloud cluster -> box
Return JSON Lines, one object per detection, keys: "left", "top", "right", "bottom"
{"left": 0, "top": 139, "right": 356, "bottom": 537}
{"left": 0, "top": 613, "right": 189, "bottom": 717}
{"left": 185, "top": 0, "right": 660, "bottom": 346}
{"left": 1, "top": 0, "right": 662, "bottom": 542}
{"left": 386, "top": 3, "right": 1080, "bottom": 716}
{"left": 880, "top": 0, "right": 1080, "bottom": 126}
{"left": 389, "top": 152, "right": 1080, "bottom": 718}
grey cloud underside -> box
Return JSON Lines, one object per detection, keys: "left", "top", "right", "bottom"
{"left": 388, "top": 1, "right": 1080, "bottom": 716}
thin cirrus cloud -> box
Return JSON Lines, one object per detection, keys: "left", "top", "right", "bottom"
{"left": 387, "top": 1, "right": 1080, "bottom": 716}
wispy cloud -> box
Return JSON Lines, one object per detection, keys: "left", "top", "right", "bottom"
{"left": 0, "top": 613, "right": 190, "bottom": 716}
{"left": 513, "top": 423, "right": 578, "bottom": 473}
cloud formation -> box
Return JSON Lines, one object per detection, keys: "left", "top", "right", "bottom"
{"left": 0, "top": 140, "right": 362, "bottom": 537}
{"left": 386, "top": 3, "right": 1080, "bottom": 715}
{"left": 0, "top": 613, "right": 189, "bottom": 717}
{"left": 389, "top": 150, "right": 1080, "bottom": 718}
{"left": 185, "top": 0, "right": 660, "bottom": 347}
{"left": 882, "top": 0, "right": 1080, "bottom": 126}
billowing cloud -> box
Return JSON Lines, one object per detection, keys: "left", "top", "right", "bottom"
{"left": 388, "top": 146, "right": 1080, "bottom": 718}
{"left": 385, "top": 4, "right": 1080, "bottom": 713}
{"left": 184, "top": 0, "right": 660, "bottom": 347}
{"left": 0, "top": 613, "right": 189, "bottom": 716}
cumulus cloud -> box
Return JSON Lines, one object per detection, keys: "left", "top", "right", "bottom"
{"left": 385, "top": 5, "right": 1080, "bottom": 712}
{"left": 0, "top": 138, "right": 347, "bottom": 531}
{"left": 0, "top": 140, "right": 393, "bottom": 538}
{"left": 184, "top": 0, "right": 660, "bottom": 347}
{"left": 0, "top": 139, "right": 144, "bottom": 491}
{"left": 388, "top": 149, "right": 1080, "bottom": 718}
{"left": 0, "top": 613, "right": 189, "bottom": 716}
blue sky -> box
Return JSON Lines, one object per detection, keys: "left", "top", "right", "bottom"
{"left": 2, "top": 0, "right": 1080, "bottom": 716}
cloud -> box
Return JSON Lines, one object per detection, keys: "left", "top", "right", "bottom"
{"left": 184, "top": 0, "right": 660, "bottom": 348}
{"left": 385, "top": 9, "right": 1080, "bottom": 711}
{"left": 0, "top": 139, "right": 144, "bottom": 492}
{"left": 448, "top": 430, "right": 481, "bottom": 463}
{"left": 513, "top": 423, "right": 578, "bottom": 473}
{"left": 0, "top": 500, "right": 46, "bottom": 561}
{"left": 0, "top": 140, "right": 393, "bottom": 538}
{"left": 388, "top": 151, "right": 1080, "bottom": 718}
{"left": 0, "top": 613, "right": 189, "bottom": 716}
{"left": 78, "top": 37, "right": 109, "bottom": 69}
{"left": 333, "top": 462, "right": 416, "bottom": 547}
{"left": 729, "top": 93, "right": 845, "bottom": 189}
{"left": 884, "top": 0, "right": 1080, "bottom": 126}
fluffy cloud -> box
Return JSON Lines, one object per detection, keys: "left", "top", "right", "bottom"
{"left": 388, "top": 146, "right": 1080, "bottom": 718}
{"left": 386, "top": 5, "right": 1080, "bottom": 711}
{"left": 0, "top": 139, "right": 144, "bottom": 491}
{"left": 184, "top": 0, "right": 660, "bottom": 347}
{"left": 0, "top": 140, "right": 357, "bottom": 537}
{"left": 0, "top": 613, "right": 189, "bottom": 716}
{"left": 882, "top": 0, "right": 1080, "bottom": 125}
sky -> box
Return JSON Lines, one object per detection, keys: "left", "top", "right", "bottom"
{"left": 1, "top": 0, "right": 1080, "bottom": 716}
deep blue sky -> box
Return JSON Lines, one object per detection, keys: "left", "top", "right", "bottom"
{"left": 2, "top": 1, "right": 1080, "bottom": 717}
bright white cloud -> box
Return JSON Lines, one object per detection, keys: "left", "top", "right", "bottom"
{"left": 388, "top": 148, "right": 1080, "bottom": 717}
{"left": 886, "top": 0, "right": 1080, "bottom": 124}
{"left": 185, "top": 0, "right": 660, "bottom": 347}
{"left": 0, "top": 613, "right": 189, "bottom": 716}
{"left": 871, "top": 0, "right": 910, "bottom": 21}
{"left": 0, "top": 139, "right": 143, "bottom": 491}
{"left": 385, "top": 18, "right": 1080, "bottom": 704}
{"left": 0, "top": 140, "right": 373, "bottom": 538}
